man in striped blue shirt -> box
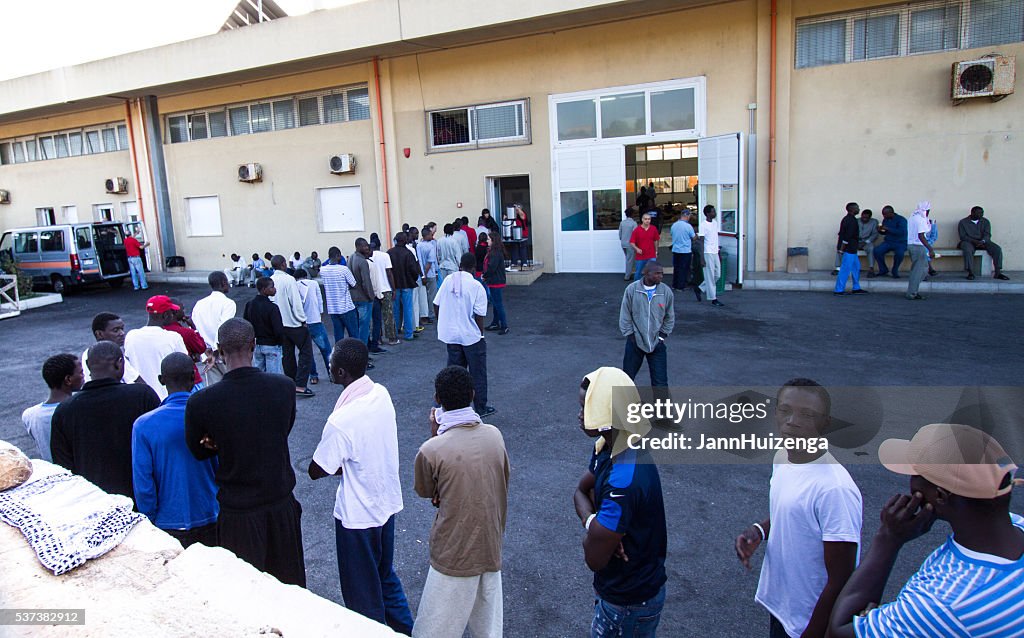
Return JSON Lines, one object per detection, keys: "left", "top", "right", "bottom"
{"left": 829, "top": 423, "right": 1024, "bottom": 638}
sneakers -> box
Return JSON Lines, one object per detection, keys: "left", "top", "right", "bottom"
{"left": 906, "top": 294, "right": 925, "bottom": 300}
{"left": 479, "top": 406, "right": 497, "bottom": 418}
{"left": 711, "top": 300, "right": 725, "bottom": 307}
{"left": 499, "top": 327, "right": 510, "bottom": 335}
{"left": 369, "top": 347, "right": 388, "bottom": 354}
{"left": 414, "top": 325, "right": 425, "bottom": 333}
{"left": 485, "top": 324, "right": 500, "bottom": 331}
{"left": 851, "top": 289, "right": 869, "bottom": 295}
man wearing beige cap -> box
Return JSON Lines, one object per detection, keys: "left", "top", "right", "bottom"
{"left": 829, "top": 423, "right": 1024, "bottom": 638}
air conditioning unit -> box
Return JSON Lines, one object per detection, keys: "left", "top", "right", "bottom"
{"left": 0, "top": 189, "right": 10, "bottom": 205}
{"left": 238, "top": 162, "right": 263, "bottom": 182}
{"left": 329, "top": 154, "right": 356, "bottom": 174}
{"left": 104, "top": 177, "right": 128, "bottom": 194}
{"left": 952, "top": 56, "right": 1015, "bottom": 103}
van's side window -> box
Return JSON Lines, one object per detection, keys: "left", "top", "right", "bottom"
{"left": 76, "top": 228, "right": 93, "bottom": 250}
{"left": 39, "top": 230, "right": 65, "bottom": 252}
{"left": 14, "top": 232, "right": 38, "bottom": 254}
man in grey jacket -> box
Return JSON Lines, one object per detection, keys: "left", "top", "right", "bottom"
{"left": 618, "top": 207, "right": 638, "bottom": 282}
{"left": 619, "top": 261, "right": 674, "bottom": 387}
{"left": 958, "top": 206, "right": 1009, "bottom": 280}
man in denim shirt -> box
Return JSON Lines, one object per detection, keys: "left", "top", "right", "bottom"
{"left": 872, "top": 206, "right": 908, "bottom": 278}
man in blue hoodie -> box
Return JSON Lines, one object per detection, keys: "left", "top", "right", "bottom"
{"left": 132, "top": 352, "right": 218, "bottom": 548}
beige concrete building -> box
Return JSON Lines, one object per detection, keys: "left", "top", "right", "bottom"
{"left": 1, "top": 0, "right": 1021, "bottom": 285}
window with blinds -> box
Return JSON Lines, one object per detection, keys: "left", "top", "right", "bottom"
{"left": 164, "top": 84, "right": 371, "bottom": 144}
{"left": 796, "top": 0, "right": 1024, "bottom": 69}
{"left": 427, "top": 98, "right": 530, "bottom": 152}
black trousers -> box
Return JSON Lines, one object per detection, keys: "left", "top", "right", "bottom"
{"left": 218, "top": 495, "right": 306, "bottom": 587}
{"left": 446, "top": 340, "right": 488, "bottom": 412}
{"left": 281, "top": 325, "right": 313, "bottom": 388}
{"left": 672, "top": 251, "right": 693, "bottom": 289}
{"left": 166, "top": 522, "right": 217, "bottom": 549}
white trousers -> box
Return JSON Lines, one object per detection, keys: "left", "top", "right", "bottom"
{"left": 701, "top": 252, "right": 721, "bottom": 301}
{"left": 412, "top": 567, "right": 502, "bottom": 638}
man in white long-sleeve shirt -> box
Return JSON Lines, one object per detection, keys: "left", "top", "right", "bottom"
{"left": 271, "top": 254, "right": 314, "bottom": 397}
{"left": 191, "top": 271, "right": 237, "bottom": 386}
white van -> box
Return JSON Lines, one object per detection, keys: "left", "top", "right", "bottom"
{"left": 0, "top": 222, "right": 132, "bottom": 293}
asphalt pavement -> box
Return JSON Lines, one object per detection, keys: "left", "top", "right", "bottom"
{"left": 1, "top": 274, "right": 1022, "bottom": 637}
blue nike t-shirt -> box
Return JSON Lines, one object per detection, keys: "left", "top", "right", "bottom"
{"left": 590, "top": 446, "right": 668, "bottom": 605}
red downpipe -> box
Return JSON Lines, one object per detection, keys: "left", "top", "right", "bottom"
{"left": 373, "top": 57, "right": 393, "bottom": 243}
{"left": 767, "top": 0, "right": 778, "bottom": 271}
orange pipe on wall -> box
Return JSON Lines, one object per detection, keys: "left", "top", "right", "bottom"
{"left": 373, "top": 57, "right": 393, "bottom": 243}
{"left": 767, "top": 0, "right": 778, "bottom": 271}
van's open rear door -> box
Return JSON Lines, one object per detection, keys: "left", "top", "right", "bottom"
{"left": 93, "top": 224, "right": 129, "bottom": 277}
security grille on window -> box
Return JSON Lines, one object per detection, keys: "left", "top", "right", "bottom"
{"left": 164, "top": 84, "right": 371, "bottom": 143}
{"left": 427, "top": 99, "right": 530, "bottom": 152}
{"left": 796, "top": 0, "right": 1024, "bottom": 69}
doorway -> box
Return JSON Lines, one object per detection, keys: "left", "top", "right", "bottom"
{"left": 626, "top": 141, "right": 698, "bottom": 264}
{"left": 486, "top": 175, "right": 533, "bottom": 264}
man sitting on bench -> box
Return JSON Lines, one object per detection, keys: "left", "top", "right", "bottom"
{"left": 958, "top": 206, "right": 1009, "bottom": 281}
{"left": 872, "top": 205, "right": 907, "bottom": 279}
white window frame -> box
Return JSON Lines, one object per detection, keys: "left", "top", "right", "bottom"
{"left": 184, "top": 195, "right": 223, "bottom": 237}
{"left": 426, "top": 98, "right": 531, "bottom": 153}
{"left": 550, "top": 78, "right": 706, "bottom": 149}
{"left": 165, "top": 84, "right": 370, "bottom": 144}
{"left": 796, "top": 0, "right": 1024, "bottom": 69}
{"left": 92, "top": 203, "right": 115, "bottom": 223}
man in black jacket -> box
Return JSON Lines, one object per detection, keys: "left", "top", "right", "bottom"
{"left": 243, "top": 276, "right": 286, "bottom": 374}
{"left": 185, "top": 318, "right": 306, "bottom": 587}
{"left": 50, "top": 340, "right": 161, "bottom": 499}
{"left": 834, "top": 202, "right": 869, "bottom": 296}
{"left": 387, "top": 232, "right": 422, "bottom": 342}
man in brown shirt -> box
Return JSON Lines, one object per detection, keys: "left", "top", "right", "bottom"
{"left": 412, "top": 366, "right": 509, "bottom": 638}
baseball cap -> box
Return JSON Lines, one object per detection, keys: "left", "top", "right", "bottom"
{"left": 146, "top": 295, "right": 180, "bottom": 314}
{"left": 879, "top": 423, "right": 1019, "bottom": 499}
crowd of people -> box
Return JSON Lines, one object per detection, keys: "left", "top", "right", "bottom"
{"left": 832, "top": 202, "right": 1010, "bottom": 299}
{"left": 14, "top": 203, "right": 1023, "bottom": 637}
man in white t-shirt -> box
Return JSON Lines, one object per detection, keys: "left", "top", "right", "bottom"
{"left": 368, "top": 246, "right": 398, "bottom": 347}
{"left": 433, "top": 253, "right": 495, "bottom": 418}
{"left": 124, "top": 296, "right": 189, "bottom": 400}
{"left": 191, "top": 271, "right": 237, "bottom": 385}
{"left": 698, "top": 204, "right": 725, "bottom": 306}
{"left": 905, "top": 201, "right": 936, "bottom": 301}
{"left": 22, "top": 353, "right": 84, "bottom": 461}
{"left": 82, "top": 312, "right": 141, "bottom": 384}
{"left": 735, "top": 379, "right": 862, "bottom": 638}
{"left": 308, "top": 338, "right": 414, "bottom": 634}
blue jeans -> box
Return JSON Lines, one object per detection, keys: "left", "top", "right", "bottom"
{"left": 634, "top": 258, "right": 654, "bottom": 281}
{"left": 488, "top": 286, "right": 508, "bottom": 328}
{"left": 874, "top": 242, "right": 906, "bottom": 276}
{"left": 370, "top": 298, "right": 383, "bottom": 348}
{"left": 834, "top": 252, "right": 862, "bottom": 293}
{"left": 354, "top": 301, "right": 373, "bottom": 345}
{"left": 252, "top": 344, "right": 283, "bottom": 375}
{"left": 592, "top": 585, "right": 665, "bottom": 638}
{"left": 307, "top": 323, "right": 332, "bottom": 379}
{"left": 671, "top": 252, "right": 692, "bottom": 289}
{"left": 334, "top": 515, "right": 414, "bottom": 635}
{"left": 622, "top": 336, "right": 668, "bottom": 387}
{"left": 392, "top": 288, "right": 416, "bottom": 340}
{"left": 330, "top": 310, "right": 359, "bottom": 344}
{"left": 446, "top": 340, "right": 488, "bottom": 412}
{"left": 128, "top": 256, "right": 148, "bottom": 289}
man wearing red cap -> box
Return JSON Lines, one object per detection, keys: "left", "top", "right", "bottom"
{"left": 124, "top": 296, "right": 189, "bottom": 400}
{"left": 830, "top": 423, "right": 1024, "bottom": 637}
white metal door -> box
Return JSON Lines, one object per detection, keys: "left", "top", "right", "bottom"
{"left": 553, "top": 145, "right": 625, "bottom": 272}
{"left": 697, "top": 133, "right": 744, "bottom": 284}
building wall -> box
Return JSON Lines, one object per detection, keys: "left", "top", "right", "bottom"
{"left": 385, "top": 0, "right": 760, "bottom": 270}
{"left": 0, "top": 106, "right": 134, "bottom": 230}
{"left": 780, "top": 0, "right": 1024, "bottom": 270}
{"left": 160, "top": 65, "right": 382, "bottom": 269}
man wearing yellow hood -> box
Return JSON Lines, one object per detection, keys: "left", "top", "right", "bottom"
{"left": 572, "top": 367, "right": 666, "bottom": 636}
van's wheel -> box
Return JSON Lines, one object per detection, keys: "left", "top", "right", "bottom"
{"left": 51, "top": 275, "right": 68, "bottom": 295}
{"left": 108, "top": 277, "right": 125, "bottom": 289}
